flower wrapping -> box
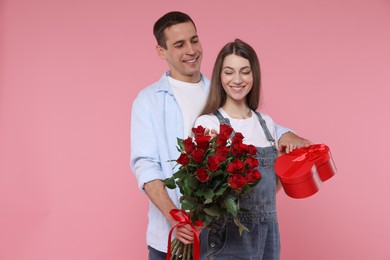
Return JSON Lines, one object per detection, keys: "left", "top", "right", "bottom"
{"left": 274, "top": 144, "right": 336, "bottom": 199}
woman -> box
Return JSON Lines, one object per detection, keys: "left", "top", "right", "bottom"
{"left": 196, "top": 39, "right": 285, "bottom": 260}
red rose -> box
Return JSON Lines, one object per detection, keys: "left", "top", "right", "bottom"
{"left": 244, "top": 156, "right": 259, "bottom": 169}
{"left": 216, "top": 136, "right": 228, "bottom": 147}
{"left": 219, "top": 124, "right": 233, "bottom": 140}
{"left": 191, "top": 149, "right": 205, "bottom": 164}
{"left": 247, "top": 144, "right": 257, "bottom": 155}
{"left": 192, "top": 125, "right": 206, "bottom": 137}
{"left": 228, "top": 174, "right": 248, "bottom": 189}
{"left": 227, "top": 158, "right": 244, "bottom": 174}
{"left": 177, "top": 153, "right": 190, "bottom": 166}
{"left": 195, "top": 168, "right": 209, "bottom": 182}
{"left": 245, "top": 169, "right": 261, "bottom": 183}
{"left": 195, "top": 135, "right": 211, "bottom": 151}
{"left": 207, "top": 156, "right": 220, "bottom": 172}
{"left": 232, "top": 132, "right": 244, "bottom": 144}
{"left": 232, "top": 142, "right": 248, "bottom": 156}
{"left": 195, "top": 220, "right": 204, "bottom": 227}
{"left": 183, "top": 137, "right": 195, "bottom": 154}
{"left": 215, "top": 146, "right": 230, "bottom": 161}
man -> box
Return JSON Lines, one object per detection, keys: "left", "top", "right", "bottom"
{"left": 130, "top": 11, "right": 310, "bottom": 259}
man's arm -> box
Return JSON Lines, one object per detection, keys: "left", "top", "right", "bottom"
{"left": 144, "top": 180, "right": 196, "bottom": 244}
{"left": 130, "top": 95, "right": 196, "bottom": 244}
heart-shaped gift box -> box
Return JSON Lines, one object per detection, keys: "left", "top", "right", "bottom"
{"left": 274, "top": 144, "right": 336, "bottom": 199}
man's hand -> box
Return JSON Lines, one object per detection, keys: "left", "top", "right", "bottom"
{"left": 278, "top": 132, "right": 311, "bottom": 154}
{"left": 173, "top": 224, "right": 203, "bottom": 244}
{"left": 144, "top": 180, "right": 202, "bottom": 245}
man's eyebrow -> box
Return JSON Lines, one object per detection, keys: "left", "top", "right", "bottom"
{"left": 172, "top": 35, "right": 199, "bottom": 46}
{"left": 172, "top": 40, "right": 184, "bottom": 46}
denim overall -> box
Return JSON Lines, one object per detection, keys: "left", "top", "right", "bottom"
{"left": 200, "top": 110, "right": 280, "bottom": 260}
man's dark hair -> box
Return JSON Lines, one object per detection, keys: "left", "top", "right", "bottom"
{"left": 153, "top": 11, "right": 196, "bottom": 49}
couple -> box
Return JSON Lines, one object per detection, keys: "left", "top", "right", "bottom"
{"left": 130, "top": 11, "right": 311, "bottom": 260}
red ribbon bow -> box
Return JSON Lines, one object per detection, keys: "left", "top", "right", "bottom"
{"left": 284, "top": 144, "right": 328, "bottom": 178}
{"left": 166, "top": 209, "right": 202, "bottom": 260}
{"left": 291, "top": 144, "right": 327, "bottom": 162}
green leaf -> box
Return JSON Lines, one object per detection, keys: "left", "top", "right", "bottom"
{"left": 202, "top": 214, "right": 212, "bottom": 227}
{"left": 224, "top": 194, "right": 238, "bottom": 217}
{"left": 241, "top": 184, "right": 252, "bottom": 193}
{"left": 204, "top": 207, "right": 221, "bottom": 217}
{"left": 204, "top": 189, "right": 215, "bottom": 200}
{"left": 204, "top": 198, "right": 213, "bottom": 204}
{"left": 181, "top": 198, "right": 195, "bottom": 211}
{"left": 177, "top": 138, "right": 184, "bottom": 151}
{"left": 182, "top": 181, "right": 191, "bottom": 195}
{"left": 195, "top": 188, "right": 215, "bottom": 200}
{"left": 215, "top": 185, "right": 227, "bottom": 196}
{"left": 186, "top": 175, "right": 199, "bottom": 189}
{"left": 163, "top": 178, "right": 176, "bottom": 189}
{"left": 233, "top": 217, "right": 250, "bottom": 236}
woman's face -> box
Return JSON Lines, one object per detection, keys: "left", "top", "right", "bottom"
{"left": 220, "top": 54, "right": 253, "bottom": 104}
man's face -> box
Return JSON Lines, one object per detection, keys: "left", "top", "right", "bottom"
{"left": 157, "top": 21, "right": 203, "bottom": 83}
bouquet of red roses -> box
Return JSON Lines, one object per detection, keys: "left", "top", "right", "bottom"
{"left": 163, "top": 124, "right": 261, "bottom": 260}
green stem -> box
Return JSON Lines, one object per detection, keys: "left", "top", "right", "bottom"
{"left": 170, "top": 239, "right": 180, "bottom": 260}
{"left": 182, "top": 243, "right": 188, "bottom": 259}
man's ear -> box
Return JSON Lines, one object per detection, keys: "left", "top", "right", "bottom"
{"left": 156, "top": 45, "right": 166, "bottom": 60}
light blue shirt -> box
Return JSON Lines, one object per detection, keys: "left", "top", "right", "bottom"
{"left": 130, "top": 71, "right": 292, "bottom": 252}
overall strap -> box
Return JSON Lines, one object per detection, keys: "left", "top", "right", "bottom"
{"left": 213, "top": 110, "right": 236, "bottom": 138}
{"left": 253, "top": 111, "right": 276, "bottom": 147}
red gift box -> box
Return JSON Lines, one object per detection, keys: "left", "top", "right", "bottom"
{"left": 274, "top": 144, "right": 336, "bottom": 199}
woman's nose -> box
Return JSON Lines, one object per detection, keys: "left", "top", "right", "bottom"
{"left": 233, "top": 74, "right": 242, "bottom": 84}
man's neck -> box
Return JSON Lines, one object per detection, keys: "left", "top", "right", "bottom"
{"left": 168, "top": 72, "right": 201, "bottom": 84}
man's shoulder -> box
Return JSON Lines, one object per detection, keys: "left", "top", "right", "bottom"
{"left": 137, "top": 81, "right": 160, "bottom": 96}
{"left": 135, "top": 74, "right": 169, "bottom": 99}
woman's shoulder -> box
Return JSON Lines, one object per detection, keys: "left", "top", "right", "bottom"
{"left": 254, "top": 111, "right": 276, "bottom": 124}
{"left": 195, "top": 113, "right": 217, "bottom": 123}
{"left": 194, "top": 113, "right": 219, "bottom": 129}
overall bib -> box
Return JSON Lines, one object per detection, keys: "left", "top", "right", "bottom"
{"left": 200, "top": 110, "right": 280, "bottom": 260}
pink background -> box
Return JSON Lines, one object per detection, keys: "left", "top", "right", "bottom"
{"left": 1, "top": 0, "right": 389, "bottom": 259}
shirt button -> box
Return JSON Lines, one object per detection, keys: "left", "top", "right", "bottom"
{"left": 210, "top": 243, "right": 216, "bottom": 248}
{"left": 211, "top": 228, "right": 217, "bottom": 233}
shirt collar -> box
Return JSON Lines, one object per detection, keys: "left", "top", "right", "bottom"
{"left": 155, "top": 71, "right": 209, "bottom": 94}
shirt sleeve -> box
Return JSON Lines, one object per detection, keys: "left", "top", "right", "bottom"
{"left": 130, "top": 93, "right": 164, "bottom": 191}
{"left": 274, "top": 123, "right": 294, "bottom": 141}
{"left": 194, "top": 115, "right": 220, "bottom": 134}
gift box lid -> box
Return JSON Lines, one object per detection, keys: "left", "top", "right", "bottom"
{"left": 275, "top": 144, "right": 331, "bottom": 184}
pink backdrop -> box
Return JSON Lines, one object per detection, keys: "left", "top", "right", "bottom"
{"left": 1, "top": 0, "right": 389, "bottom": 259}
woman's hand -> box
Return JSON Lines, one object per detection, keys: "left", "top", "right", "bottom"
{"left": 278, "top": 132, "right": 311, "bottom": 155}
{"left": 204, "top": 128, "right": 218, "bottom": 139}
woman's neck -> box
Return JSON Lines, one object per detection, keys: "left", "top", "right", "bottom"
{"left": 222, "top": 102, "right": 252, "bottom": 119}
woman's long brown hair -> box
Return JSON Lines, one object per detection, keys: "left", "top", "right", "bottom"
{"left": 200, "top": 38, "right": 262, "bottom": 116}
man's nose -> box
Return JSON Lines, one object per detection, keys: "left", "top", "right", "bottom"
{"left": 185, "top": 43, "right": 196, "bottom": 55}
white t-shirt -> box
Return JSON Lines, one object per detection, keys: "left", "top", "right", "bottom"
{"left": 168, "top": 76, "right": 207, "bottom": 137}
{"left": 194, "top": 108, "right": 277, "bottom": 147}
